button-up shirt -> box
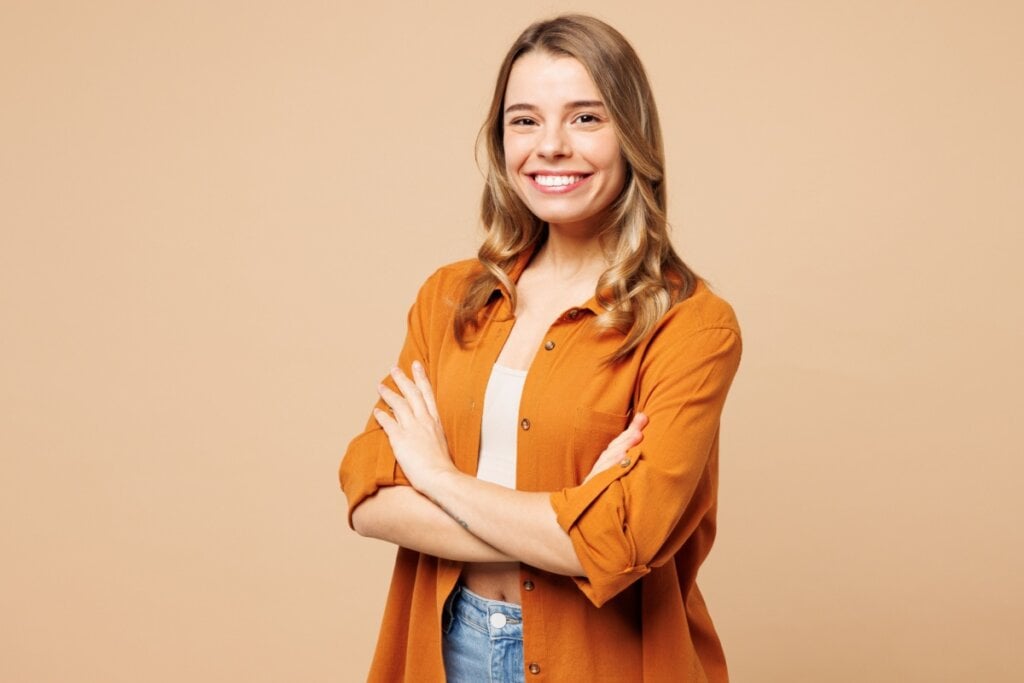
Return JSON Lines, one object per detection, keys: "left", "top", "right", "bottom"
{"left": 340, "top": 246, "right": 743, "bottom": 682}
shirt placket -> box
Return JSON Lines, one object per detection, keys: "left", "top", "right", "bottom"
{"left": 514, "top": 304, "right": 590, "bottom": 681}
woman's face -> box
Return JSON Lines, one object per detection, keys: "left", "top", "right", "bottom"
{"left": 502, "top": 52, "right": 626, "bottom": 235}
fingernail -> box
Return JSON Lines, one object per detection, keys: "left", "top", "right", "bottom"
{"left": 412, "top": 360, "right": 422, "bottom": 373}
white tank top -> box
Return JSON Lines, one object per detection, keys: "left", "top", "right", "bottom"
{"left": 475, "top": 363, "right": 527, "bottom": 489}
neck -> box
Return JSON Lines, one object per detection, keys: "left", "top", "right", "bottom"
{"left": 534, "top": 223, "right": 609, "bottom": 280}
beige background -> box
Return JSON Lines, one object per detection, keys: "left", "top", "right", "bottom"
{"left": 2, "top": 1, "right": 1022, "bottom": 681}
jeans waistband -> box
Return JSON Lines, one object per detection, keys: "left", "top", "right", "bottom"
{"left": 446, "top": 584, "right": 523, "bottom": 638}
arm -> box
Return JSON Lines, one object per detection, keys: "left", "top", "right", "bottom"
{"left": 373, "top": 362, "right": 648, "bottom": 576}
{"left": 376, "top": 325, "right": 741, "bottom": 603}
{"left": 549, "top": 326, "right": 743, "bottom": 605}
{"left": 419, "top": 472, "right": 585, "bottom": 575}
{"left": 339, "top": 269, "right": 439, "bottom": 527}
{"left": 339, "top": 268, "right": 528, "bottom": 562}
{"left": 352, "top": 486, "right": 515, "bottom": 563}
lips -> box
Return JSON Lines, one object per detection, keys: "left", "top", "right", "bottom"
{"left": 527, "top": 172, "right": 592, "bottom": 193}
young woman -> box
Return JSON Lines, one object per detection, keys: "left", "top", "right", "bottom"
{"left": 340, "top": 14, "right": 743, "bottom": 682}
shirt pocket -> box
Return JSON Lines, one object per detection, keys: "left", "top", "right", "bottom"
{"left": 570, "top": 407, "right": 632, "bottom": 482}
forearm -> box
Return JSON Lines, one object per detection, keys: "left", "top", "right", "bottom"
{"left": 420, "top": 471, "right": 585, "bottom": 576}
{"left": 370, "top": 363, "right": 586, "bottom": 575}
{"left": 351, "top": 485, "right": 516, "bottom": 563}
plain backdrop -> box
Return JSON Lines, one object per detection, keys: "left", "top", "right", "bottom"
{"left": 2, "top": 1, "right": 1022, "bottom": 681}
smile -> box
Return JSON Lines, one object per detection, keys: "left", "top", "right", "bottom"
{"left": 528, "top": 173, "right": 592, "bottom": 193}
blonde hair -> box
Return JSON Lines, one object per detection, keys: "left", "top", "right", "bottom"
{"left": 454, "top": 14, "right": 699, "bottom": 363}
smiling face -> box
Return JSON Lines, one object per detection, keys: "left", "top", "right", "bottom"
{"left": 502, "top": 51, "right": 627, "bottom": 236}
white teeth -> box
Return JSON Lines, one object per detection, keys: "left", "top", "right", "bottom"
{"left": 535, "top": 174, "right": 582, "bottom": 187}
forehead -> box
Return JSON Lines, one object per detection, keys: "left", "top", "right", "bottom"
{"left": 504, "top": 52, "right": 601, "bottom": 105}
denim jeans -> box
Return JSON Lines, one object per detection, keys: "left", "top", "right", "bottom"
{"left": 442, "top": 584, "right": 525, "bottom": 683}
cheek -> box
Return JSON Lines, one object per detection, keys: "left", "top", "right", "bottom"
{"left": 601, "top": 142, "right": 626, "bottom": 175}
{"left": 593, "top": 149, "right": 626, "bottom": 196}
{"left": 501, "top": 139, "right": 529, "bottom": 202}
{"left": 502, "top": 135, "right": 527, "bottom": 172}
{"left": 580, "top": 134, "right": 624, "bottom": 175}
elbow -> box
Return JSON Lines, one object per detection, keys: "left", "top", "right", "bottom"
{"left": 544, "top": 530, "right": 589, "bottom": 578}
{"left": 544, "top": 552, "right": 586, "bottom": 578}
{"left": 350, "top": 499, "right": 376, "bottom": 537}
{"left": 555, "top": 547, "right": 586, "bottom": 578}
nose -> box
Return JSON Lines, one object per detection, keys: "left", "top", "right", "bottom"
{"left": 537, "top": 124, "right": 571, "bottom": 159}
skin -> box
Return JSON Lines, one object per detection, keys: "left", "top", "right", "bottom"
{"left": 502, "top": 51, "right": 627, "bottom": 241}
{"left": 352, "top": 52, "right": 648, "bottom": 600}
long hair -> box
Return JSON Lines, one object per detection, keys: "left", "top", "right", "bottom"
{"left": 453, "top": 14, "right": 699, "bottom": 363}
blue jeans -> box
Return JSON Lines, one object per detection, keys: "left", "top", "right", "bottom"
{"left": 442, "top": 584, "right": 525, "bottom": 683}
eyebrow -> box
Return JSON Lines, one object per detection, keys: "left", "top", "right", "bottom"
{"left": 504, "top": 100, "right": 606, "bottom": 114}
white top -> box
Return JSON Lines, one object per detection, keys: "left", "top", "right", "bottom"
{"left": 475, "top": 363, "right": 527, "bottom": 489}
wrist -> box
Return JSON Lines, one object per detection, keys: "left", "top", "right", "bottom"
{"left": 419, "top": 467, "right": 464, "bottom": 503}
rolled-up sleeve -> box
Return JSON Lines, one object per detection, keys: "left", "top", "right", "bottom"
{"left": 549, "top": 325, "right": 742, "bottom": 606}
{"left": 338, "top": 272, "right": 439, "bottom": 529}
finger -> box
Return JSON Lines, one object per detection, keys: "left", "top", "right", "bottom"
{"left": 616, "top": 413, "right": 648, "bottom": 447}
{"left": 411, "top": 360, "right": 440, "bottom": 421}
{"left": 598, "top": 417, "right": 646, "bottom": 464}
{"left": 606, "top": 418, "right": 644, "bottom": 451}
{"left": 390, "top": 366, "right": 430, "bottom": 419}
{"left": 585, "top": 449, "right": 625, "bottom": 482}
{"left": 627, "top": 413, "right": 646, "bottom": 444}
{"left": 587, "top": 413, "right": 649, "bottom": 484}
{"left": 377, "top": 382, "right": 414, "bottom": 425}
{"left": 372, "top": 407, "right": 397, "bottom": 435}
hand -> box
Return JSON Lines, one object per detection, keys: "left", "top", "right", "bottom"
{"left": 373, "top": 361, "right": 457, "bottom": 491}
{"left": 582, "top": 412, "right": 648, "bottom": 484}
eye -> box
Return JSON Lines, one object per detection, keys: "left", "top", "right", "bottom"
{"left": 574, "top": 113, "right": 601, "bottom": 124}
{"left": 508, "top": 117, "right": 538, "bottom": 127}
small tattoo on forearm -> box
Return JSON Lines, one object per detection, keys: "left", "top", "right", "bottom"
{"left": 430, "top": 496, "right": 469, "bottom": 530}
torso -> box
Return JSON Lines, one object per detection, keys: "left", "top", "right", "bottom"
{"left": 461, "top": 260, "right": 602, "bottom": 604}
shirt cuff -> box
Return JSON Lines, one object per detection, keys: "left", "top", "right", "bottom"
{"left": 549, "top": 450, "right": 646, "bottom": 606}
{"left": 339, "top": 429, "right": 409, "bottom": 529}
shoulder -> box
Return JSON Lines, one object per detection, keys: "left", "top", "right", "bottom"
{"left": 428, "top": 257, "right": 483, "bottom": 288}
{"left": 410, "top": 257, "right": 483, "bottom": 313}
{"left": 633, "top": 278, "right": 742, "bottom": 374}
{"left": 653, "top": 278, "right": 741, "bottom": 340}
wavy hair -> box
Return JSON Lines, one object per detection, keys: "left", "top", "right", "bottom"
{"left": 454, "top": 14, "right": 699, "bottom": 363}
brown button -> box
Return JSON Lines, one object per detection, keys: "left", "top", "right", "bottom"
{"left": 567, "top": 308, "right": 580, "bottom": 320}
{"left": 543, "top": 340, "right": 555, "bottom": 351}
{"left": 529, "top": 662, "right": 541, "bottom": 675}
{"left": 523, "top": 580, "right": 535, "bottom": 591}
{"left": 619, "top": 457, "right": 631, "bottom": 468}
{"left": 520, "top": 418, "right": 531, "bottom": 431}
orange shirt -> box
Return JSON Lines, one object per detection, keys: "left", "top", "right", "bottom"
{"left": 340, "top": 246, "right": 743, "bottom": 682}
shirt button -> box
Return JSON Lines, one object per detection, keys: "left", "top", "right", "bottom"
{"left": 544, "top": 340, "right": 555, "bottom": 351}
{"left": 529, "top": 662, "right": 541, "bottom": 675}
{"left": 619, "top": 457, "right": 631, "bottom": 467}
{"left": 523, "top": 580, "right": 535, "bottom": 591}
{"left": 521, "top": 418, "right": 531, "bottom": 430}
{"left": 567, "top": 308, "right": 580, "bottom": 320}
{"left": 489, "top": 612, "right": 507, "bottom": 629}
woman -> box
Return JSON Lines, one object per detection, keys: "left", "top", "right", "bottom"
{"left": 340, "top": 14, "right": 742, "bottom": 683}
